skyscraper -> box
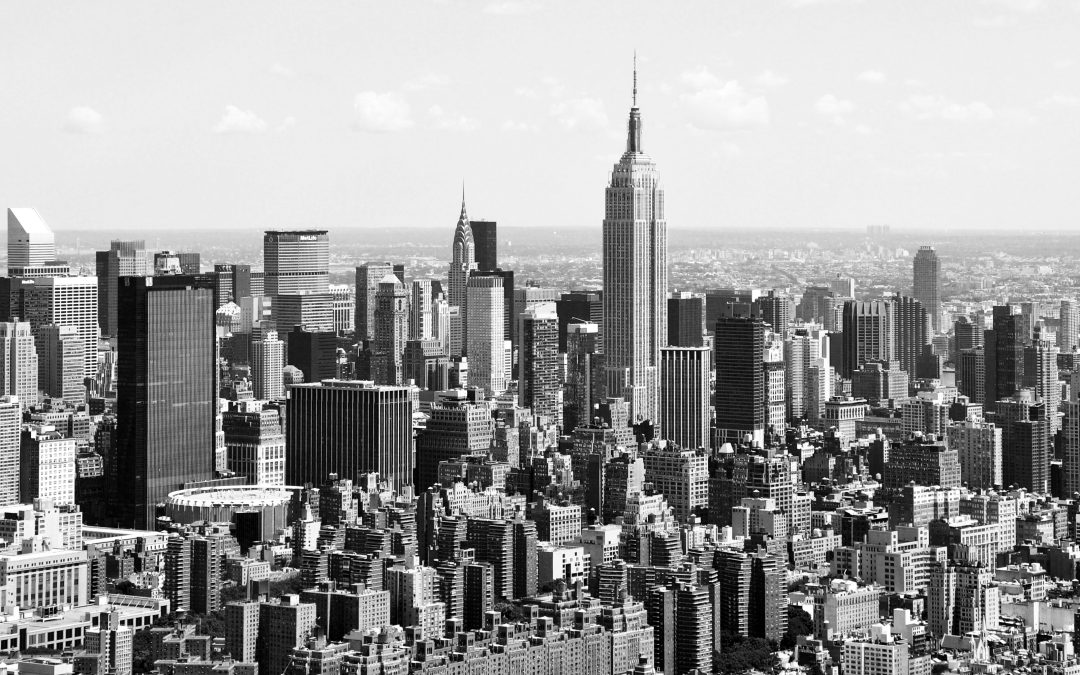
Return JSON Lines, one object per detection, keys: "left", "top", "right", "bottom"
{"left": 953, "top": 316, "right": 983, "bottom": 362}
{"left": 1024, "top": 338, "right": 1060, "bottom": 432}
{"left": 273, "top": 293, "right": 334, "bottom": 334}
{"left": 409, "top": 279, "right": 433, "bottom": 341}
{"left": 330, "top": 284, "right": 354, "bottom": 334}
{"left": 97, "top": 240, "right": 150, "bottom": 337}
{"left": 913, "top": 245, "right": 941, "bottom": 333}
{"left": 153, "top": 251, "right": 201, "bottom": 275}
{"left": 1064, "top": 386, "right": 1080, "bottom": 497}
{"left": 251, "top": 330, "right": 285, "bottom": 400}
{"left": 113, "top": 275, "right": 217, "bottom": 529}
{"left": 448, "top": 199, "right": 476, "bottom": 358}
{"left": 997, "top": 392, "right": 1048, "bottom": 492}
{"left": 373, "top": 274, "right": 409, "bottom": 385}
{"left": 414, "top": 390, "right": 494, "bottom": 491}
{"left": 7, "top": 208, "right": 57, "bottom": 272}
{"left": 1061, "top": 299, "right": 1078, "bottom": 352}
{"left": 715, "top": 313, "right": 765, "bottom": 447}
{"left": 764, "top": 332, "right": 786, "bottom": 439}
{"left": 957, "top": 347, "right": 985, "bottom": 404}
{"left": 473, "top": 270, "right": 516, "bottom": 346}
{"left": 38, "top": 324, "right": 85, "bottom": 406}
{"left": 263, "top": 231, "right": 329, "bottom": 297}
{"left": 842, "top": 300, "right": 895, "bottom": 379}
{"left": 603, "top": 70, "right": 667, "bottom": 425}
{"left": 0, "top": 321, "right": 39, "bottom": 407}
{"left": 659, "top": 346, "right": 711, "bottom": 451}
{"left": 355, "top": 262, "right": 393, "bottom": 341}
{"left": 286, "top": 326, "right": 338, "bottom": 384}
{"left": 984, "top": 305, "right": 1025, "bottom": 413}
{"left": 756, "top": 290, "right": 795, "bottom": 337}
{"left": 0, "top": 397, "right": 21, "bottom": 506}
{"left": 431, "top": 293, "right": 450, "bottom": 356}
{"left": 20, "top": 424, "right": 77, "bottom": 505}
{"left": 564, "top": 322, "right": 603, "bottom": 432}
{"left": 518, "top": 305, "right": 561, "bottom": 427}
{"left": 465, "top": 275, "right": 505, "bottom": 395}
{"left": 470, "top": 220, "right": 497, "bottom": 272}
{"left": 223, "top": 400, "right": 286, "bottom": 486}
{"left": 556, "top": 291, "right": 603, "bottom": 353}
{"left": 667, "top": 292, "right": 705, "bottom": 348}
{"left": 948, "top": 420, "right": 1002, "bottom": 491}
{"left": 212, "top": 263, "right": 252, "bottom": 308}
{"left": 3, "top": 276, "right": 100, "bottom": 376}
{"left": 893, "top": 295, "right": 929, "bottom": 377}
{"left": 285, "top": 380, "right": 414, "bottom": 490}
{"left": 264, "top": 230, "right": 331, "bottom": 333}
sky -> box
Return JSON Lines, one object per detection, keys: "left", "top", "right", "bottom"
{"left": 1, "top": 1, "right": 1079, "bottom": 234}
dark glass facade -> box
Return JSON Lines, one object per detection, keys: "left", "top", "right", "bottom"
{"left": 556, "top": 291, "right": 603, "bottom": 352}
{"left": 286, "top": 381, "right": 413, "bottom": 490}
{"left": 114, "top": 275, "right": 217, "bottom": 528}
{"left": 470, "top": 220, "right": 498, "bottom": 272}
{"left": 714, "top": 314, "right": 765, "bottom": 445}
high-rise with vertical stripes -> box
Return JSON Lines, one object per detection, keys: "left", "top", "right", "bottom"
{"left": 603, "top": 69, "right": 667, "bottom": 426}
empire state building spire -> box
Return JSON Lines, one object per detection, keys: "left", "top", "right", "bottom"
{"left": 627, "top": 53, "right": 642, "bottom": 153}
{"left": 602, "top": 55, "right": 668, "bottom": 428}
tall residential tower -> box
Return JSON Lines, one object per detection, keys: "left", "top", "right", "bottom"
{"left": 913, "top": 246, "right": 941, "bottom": 333}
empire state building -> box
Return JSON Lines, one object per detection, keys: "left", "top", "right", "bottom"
{"left": 603, "top": 73, "right": 668, "bottom": 427}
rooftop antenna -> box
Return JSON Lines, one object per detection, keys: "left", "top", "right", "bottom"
{"left": 632, "top": 51, "right": 638, "bottom": 107}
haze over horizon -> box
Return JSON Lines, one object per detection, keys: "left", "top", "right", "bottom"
{"left": 3, "top": 1, "right": 1078, "bottom": 233}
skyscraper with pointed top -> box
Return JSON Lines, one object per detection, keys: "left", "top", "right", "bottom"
{"left": 603, "top": 59, "right": 667, "bottom": 426}
{"left": 448, "top": 193, "right": 475, "bottom": 357}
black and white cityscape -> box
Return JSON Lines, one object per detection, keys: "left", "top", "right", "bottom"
{"left": 2, "top": 3, "right": 1080, "bottom": 675}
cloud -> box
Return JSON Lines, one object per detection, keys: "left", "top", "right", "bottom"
{"left": 679, "top": 68, "right": 769, "bottom": 129}
{"left": 352, "top": 91, "right": 413, "bottom": 132}
{"left": 64, "top": 106, "right": 104, "bottom": 134}
{"left": 816, "top": 94, "right": 854, "bottom": 117}
{"left": 483, "top": 0, "right": 541, "bottom": 15}
{"left": 857, "top": 70, "right": 886, "bottom": 83}
{"left": 680, "top": 66, "right": 720, "bottom": 90}
{"left": 815, "top": 95, "right": 854, "bottom": 126}
{"left": 754, "top": 70, "right": 789, "bottom": 87}
{"left": 269, "top": 63, "right": 295, "bottom": 78}
{"left": 213, "top": 106, "right": 268, "bottom": 134}
{"left": 276, "top": 117, "right": 296, "bottom": 133}
{"left": 788, "top": 0, "right": 863, "bottom": 6}
{"left": 403, "top": 73, "right": 450, "bottom": 92}
{"left": 428, "top": 105, "right": 479, "bottom": 131}
{"left": 549, "top": 97, "right": 608, "bottom": 130}
{"left": 541, "top": 76, "right": 565, "bottom": 98}
{"left": 719, "top": 140, "right": 743, "bottom": 158}
{"left": 986, "top": 0, "right": 1042, "bottom": 10}
{"left": 855, "top": 124, "right": 873, "bottom": 135}
{"left": 1038, "top": 93, "right": 1080, "bottom": 109}
{"left": 903, "top": 95, "right": 994, "bottom": 121}
{"left": 501, "top": 120, "right": 539, "bottom": 133}
{"left": 514, "top": 86, "right": 539, "bottom": 99}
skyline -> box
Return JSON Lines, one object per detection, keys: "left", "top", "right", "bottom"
{"left": 2, "top": 1, "right": 1079, "bottom": 233}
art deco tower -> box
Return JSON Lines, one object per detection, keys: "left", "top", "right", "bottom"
{"left": 603, "top": 64, "right": 667, "bottom": 425}
{"left": 448, "top": 196, "right": 476, "bottom": 357}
